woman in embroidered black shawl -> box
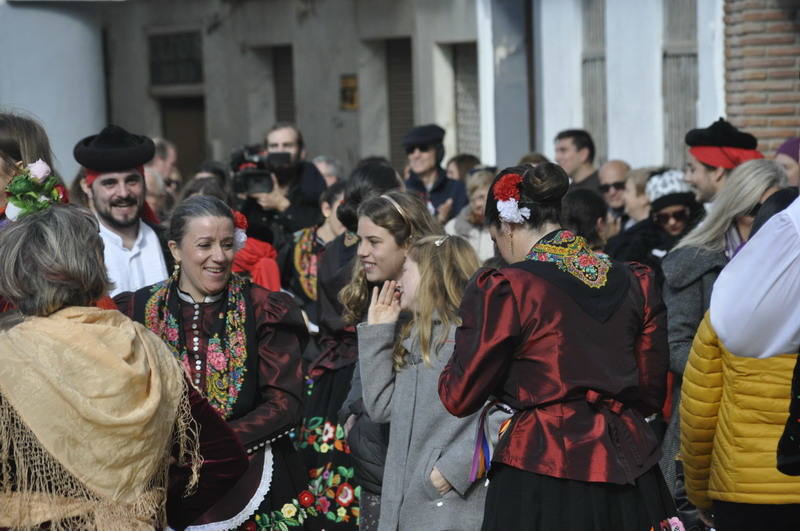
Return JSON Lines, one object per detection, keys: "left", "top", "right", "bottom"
{"left": 116, "top": 195, "right": 312, "bottom": 530}
{"left": 438, "top": 164, "right": 678, "bottom": 530}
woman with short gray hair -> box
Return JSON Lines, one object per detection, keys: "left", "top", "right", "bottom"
{"left": 0, "top": 204, "right": 247, "bottom": 529}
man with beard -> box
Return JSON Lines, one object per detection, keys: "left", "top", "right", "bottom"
{"left": 240, "top": 122, "right": 327, "bottom": 249}
{"left": 75, "top": 125, "right": 169, "bottom": 296}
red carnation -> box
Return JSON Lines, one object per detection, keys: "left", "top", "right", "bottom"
{"left": 493, "top": 173, "right": 523, "bottom": 202}
{"left": 233, "top": 210, "right": 249, "bottom": 230}
{"left": 335, "top": 482, "right": 355, "bottom": 507}
{"left": 298, "top": 490, "right": 315, "bottom": 508}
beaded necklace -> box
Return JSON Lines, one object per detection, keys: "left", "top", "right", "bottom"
{"left": 143, "top": 272, "right": 249, "bottom": 419}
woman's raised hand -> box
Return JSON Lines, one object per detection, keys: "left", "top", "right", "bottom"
{"left": 367, "top": 280, "right": 401, "bottom": 325}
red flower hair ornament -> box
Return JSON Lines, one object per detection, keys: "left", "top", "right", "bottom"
{"left": 493, "top": 173, "right": 530, "bottom": 224}
{"left": 232, "top": 210, "right": 248, "bottom": 250}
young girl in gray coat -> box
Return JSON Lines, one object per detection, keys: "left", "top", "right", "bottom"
{"left": 358, "top": 235, "right": 507, "bottom": 531}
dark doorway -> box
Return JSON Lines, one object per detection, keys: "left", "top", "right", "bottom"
{"left": 160, "top": 97, "right": 206, "bottom": 178}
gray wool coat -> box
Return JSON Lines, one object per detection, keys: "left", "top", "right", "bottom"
{"left": 659, "top": 245, "right": 727, "bottom": 492}
{"left": 357, "top": 321, "right": 506, "bottom": 531}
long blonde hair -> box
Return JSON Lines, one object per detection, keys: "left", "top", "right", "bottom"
{"left": 393, "top": 235, "right": 480, "bottom": 369}
{"left": 675, "top": 159, "right": 786, "bottom": 252}
{"left": 340, "top": 191, "right": 441, "bottom": 324}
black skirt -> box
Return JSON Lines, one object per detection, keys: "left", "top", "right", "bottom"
{"left": 482, "top": 464, "right": 681, "bottom": 531}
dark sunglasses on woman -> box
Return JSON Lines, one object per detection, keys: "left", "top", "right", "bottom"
{"left": 653, "top": 207, "right": 690, "bottom": 226}
{"left": 405, "top": 144, "right": 431, "bottom": 155}
{"left": 599, "top": 182, "right": 626, "bottom": 193}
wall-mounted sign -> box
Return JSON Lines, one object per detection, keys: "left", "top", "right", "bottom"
{"left": 340, "top": 74, "right": 358, "bottom": 111}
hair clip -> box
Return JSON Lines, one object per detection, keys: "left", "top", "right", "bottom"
{"left": 434, "top": 235, "right": 449, "bottom": 247}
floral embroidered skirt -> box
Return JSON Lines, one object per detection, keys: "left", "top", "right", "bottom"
{"left": 292, "top": 364, "right": 361, "bottom": 530}
{"left": 238, "top": 437, "right": 314, "bottom": 531}
{"left": 481, "top": 464, "right": 683, "bottom": 531}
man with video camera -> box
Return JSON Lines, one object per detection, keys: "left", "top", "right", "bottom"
{"left": 238, "top": 122, "right": 327, "bottom": 248}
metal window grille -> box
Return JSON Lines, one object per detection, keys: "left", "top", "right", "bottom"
{"left": 149, "top": 31, "right": 203, "bottom": 86}
{"left": 387, "top": 38, "right": 414, "bottom": 170}
{"left": 273, "top": 45, "right": 296, "bottom": 123}
{"left": 454, "top": 43, "right": 481, "bottom": 157}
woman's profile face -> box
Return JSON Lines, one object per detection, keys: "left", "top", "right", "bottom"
{"left": 398, "top": 257, "right": 421, "bottom": 311}
{"left": 775, "top": 153, "right": 800, "bottom": 186}
{"left": 357, "top": 216, "right": 406, "bottom": 283}
{"left": 169, "top": 215, "right": 235, "bottom": 300}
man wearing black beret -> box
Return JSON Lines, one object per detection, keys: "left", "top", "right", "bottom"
{"left": 75, "top": 124, "right": 171, "bottom": 296}
{"left": 402, "top": 124, "right": 468, "bottom": 224}
{"left": 684, "top": 118, "right": 763, "bottom": 203}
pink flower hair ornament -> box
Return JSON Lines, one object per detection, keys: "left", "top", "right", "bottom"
{"left": 4, "top": 159, "right": 62, "bottom": 221}
{"left": 493, "top": 173, "right": 530, "bottom": 224}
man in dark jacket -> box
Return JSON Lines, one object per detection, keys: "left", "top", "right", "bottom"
{"left": 403, "top": 124, "right": 468, "bottom": 224}
{"left": 241, "top": 122, "right": 327, "bottom": 248}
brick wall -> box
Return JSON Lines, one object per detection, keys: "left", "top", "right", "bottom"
{"left": 725, "top": 0, "right": 800, "bottom": 153}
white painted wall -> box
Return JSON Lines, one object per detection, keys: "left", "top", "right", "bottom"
{"left": 0, "top": 3, "right": 106, "bottom": 182}
{"left": 534, "top": 0, "right": 583, "bottom": 159}
{"left": 605, "top": 0, "right": 664, "bottom": 167}
{"left": 697, "top": 0, "right": 726, "bottom": 125}
{"left": 476, "top": 0, "right": 496, "bottom": 164}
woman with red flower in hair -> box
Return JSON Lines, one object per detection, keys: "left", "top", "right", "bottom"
{"left": 438, "top": 163, "right": 681, "bottom": 530}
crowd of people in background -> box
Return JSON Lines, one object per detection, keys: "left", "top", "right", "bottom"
{"left": 0, "top": 105, "right": 799, "bottom": 531}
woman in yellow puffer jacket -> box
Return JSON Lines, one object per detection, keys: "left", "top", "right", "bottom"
{"left": 680, "top": 311, "right": 800, "bottom": 530}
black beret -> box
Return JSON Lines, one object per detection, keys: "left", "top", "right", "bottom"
{"left": 73, "top": 124, "right": 155, "bottom": 172}
{"left": 402, "top": 124, "right": 445, "bottom": 147}
{"left": 685, "top": 118, "right": 758, "bottom": 150}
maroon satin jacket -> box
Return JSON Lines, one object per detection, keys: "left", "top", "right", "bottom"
{"left": 439, "top": 260, "right": 668, "bottom": 485}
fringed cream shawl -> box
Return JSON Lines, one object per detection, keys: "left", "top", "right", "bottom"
{"left": 0, "top": 307, "right": 201, "bottom": 530}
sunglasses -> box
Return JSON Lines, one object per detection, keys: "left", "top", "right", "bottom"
{"left": 599, "top": 182, "right": 626, "bottom": 193}
{"left": 653, "top": 207, "right": 690, "bottom": 226}
{"left": 405, "top": 144, "right": 431, "bottom": 155}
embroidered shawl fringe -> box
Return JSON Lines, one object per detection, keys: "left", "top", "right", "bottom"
{"left": 0, "top": 376, "right": 202, "bottom": 530}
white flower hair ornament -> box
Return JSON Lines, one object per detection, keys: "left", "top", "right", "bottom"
{"left": 232, "top": 210, "right": 249, "bottom": 251}
{"left": 493, "top": 173, "right": 531, "bottom": 224}
{"left": 4, "top": 159, "right": 64, "bottom": 222}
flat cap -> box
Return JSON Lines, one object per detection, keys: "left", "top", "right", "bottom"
{"left": 402, "top": 124, "right": 445, "bottom": 147}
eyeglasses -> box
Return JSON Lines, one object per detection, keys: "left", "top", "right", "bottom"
{"left": 405, "top": 144, "right": 431, "bottom": 155}
{"left": 599, "top": 182, "right": 626, "bottom": 193}
{"left": 653, "top": 208, "right": 690, "bottom": 226}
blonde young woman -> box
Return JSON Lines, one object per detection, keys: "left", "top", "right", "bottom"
{"left": 358, "top": 235, "right": 506, "bottom": 530}
{"left": 337, "top": 191, "right": 440, "bottom": 530}
{"left": 659, "top": 159, "right": 787, "bottom": 497}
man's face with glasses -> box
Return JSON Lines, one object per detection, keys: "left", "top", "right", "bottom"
{"left": 405, "top": 143, "right": 437, "bottom": 177}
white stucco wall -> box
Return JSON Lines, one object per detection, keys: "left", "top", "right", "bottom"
{"left": 0, "top": 2, "right": 106, "bottom": 182}
{"left": 697, "top": 0, "right": 726, "bottom": 126}
{"left": 534, "top": 0, "right": 583, "bottom": 159}
{"left": 605, "top": 0, "right": 664, "bottom": 167}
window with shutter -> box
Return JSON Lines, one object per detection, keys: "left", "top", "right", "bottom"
{"left": 273, "top": 45, "right": 296, "bottom": 124}
{"left": 582, "top": 0, "right": 607, "bottom": 164}
{"left": 386, "top": 38, "right": 414, "bottom": 170}
{"left": 663, "top": 0, "right": 698, "bottom": 169}
{"left": 454, "top": 42, "right": 481, "bottom": 157}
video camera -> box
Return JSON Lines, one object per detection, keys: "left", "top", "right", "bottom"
{"left": 230, "top": 144, "right": 292, "bottom": 195}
